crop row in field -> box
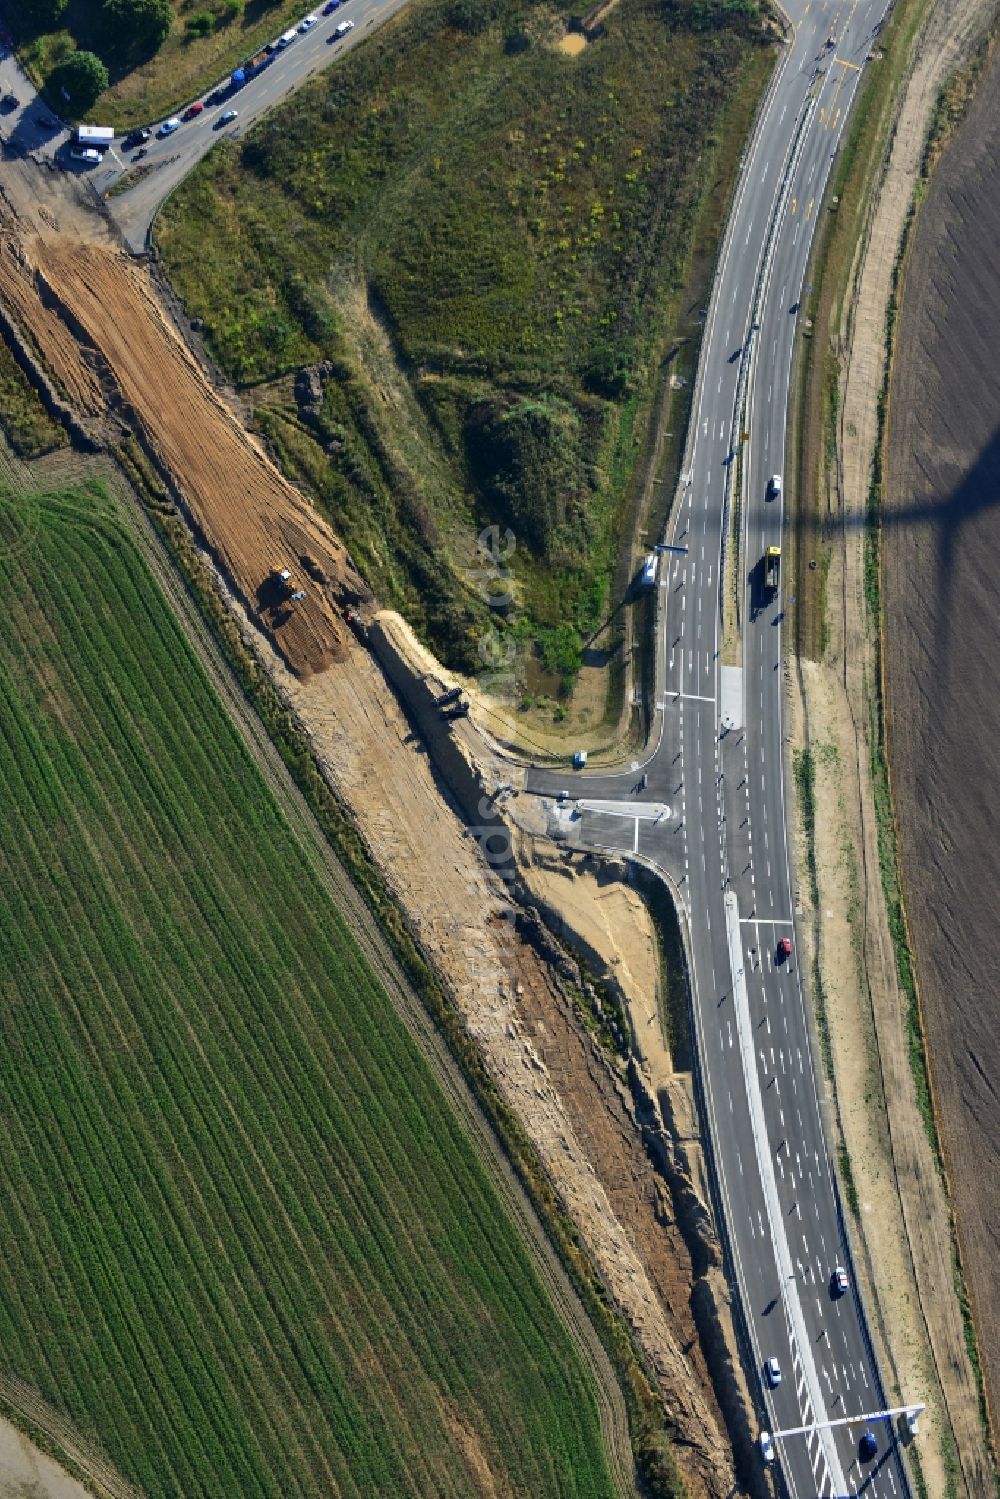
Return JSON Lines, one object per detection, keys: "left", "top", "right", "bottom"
{"left": 0, "top": 480, "right": 614, "bottom": 1499}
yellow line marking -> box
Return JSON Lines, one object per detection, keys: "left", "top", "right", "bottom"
{"left": 834, "top": 56, "right": 861, "bottom": 69}
{"left": 806, "top": 198, "right": 814, "bottom": 218}
{"left": 819, "top": 107, "right": 826, "bottom": 124}
{"left": 791, "top": 197, "right": 797, "bottom": 214}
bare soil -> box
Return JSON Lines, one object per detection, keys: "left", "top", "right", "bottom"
{"left": 0, "top": 232, "right": 365, "bottom": 678}
{"left": 883, "top": 36, "right": 1000, "bottom": 1439}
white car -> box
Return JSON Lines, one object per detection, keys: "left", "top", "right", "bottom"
{"left": 69, "top": 146, "right": 101, "bottom": 164}
{"left": 219, "top": 109, "right": 238, "bottom": 125}
{"left": 299, "top": 13, "right": 317, "bottom": 28}
{"left": 759, "top": 1431, "right": 775, "bottom": 1463}
{"left": 335, "top": 17, "right": 354, "bottom": 33}
{"left": 764, "top": 1357, "right": 782, "bottom": 1388}
{"left": 832, "top": 1265, "right": 849, "bottom": 1296}
{"left": 157, "top": 117, "right": 181, "bottom": 136}
{"left": 768, "top": 474, "right": 782, "bottom": 500}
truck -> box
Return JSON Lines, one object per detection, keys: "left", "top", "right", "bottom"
{"left": 763, "top": 545, "right": 781, "bottom": 595}
{"left": 231, "top": 40, "right": 277, "bottom": 89}
{"left": 75, "top": 125, "right": 114, "bottom": 149}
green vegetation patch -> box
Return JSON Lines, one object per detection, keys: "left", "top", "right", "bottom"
{"left": 157, "top": 0, "right": 768, "bottom": 678}
{"left": 0, "top": 479, "right": 615, "bottom": 1499}
{"left": 0, "top": 340, "right": 68, "bottom": 459}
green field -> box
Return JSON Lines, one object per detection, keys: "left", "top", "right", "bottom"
{"left": 157, "top": 0, "right": 769, "bottom": 684}
{"left": 0, "top": 479, "right": 615, "bottom": 1498}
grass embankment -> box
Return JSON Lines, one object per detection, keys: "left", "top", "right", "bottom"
{"left": 157, "top": 0, "right": 769, "bottom": 694}
{"left": 0, "top": 478, "right": 617, "bottom": 1499}
{"left": 0, "top": 340, "right": 67, "bottom": 459}
{"left": 19, "top": 0, "right": 320, "bottom": 129}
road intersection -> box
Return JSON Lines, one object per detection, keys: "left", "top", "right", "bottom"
{"left": 529, "top": 3, "right": 913, "bottom": 1494}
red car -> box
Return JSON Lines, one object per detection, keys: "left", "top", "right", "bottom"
{"left": 777, "top": 936, "right": 792, "bottom": 961}
{"left": 182, "top": 101, "right": 204, "bottom": 120}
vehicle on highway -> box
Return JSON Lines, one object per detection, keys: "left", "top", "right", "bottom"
{"left": 831, "top": 1265, "right": 849, "bottom": 1296}
{"left": 322, "top": 0, "right": 341, "bottom": 10}
{"left": 299, "top": 12, "right": 318, "bottom": 28}
{"left": 123, "top": 127, "right": 151, "bottom": 149}
{"left": 640, "top": 553, "right": 658, "bottom": 588}
{"left": 207, "top": 88, "right": 229, "bottom": 106}
{"left": 334, "top": 17, "right": 355, "bottom": 34}
{"left": 182, "top": 101, "right": 204, "bottom": 120}
{"left": 158, "top": 117, "right": 181, "bottom": 136}
{"left": 768, "top": 473, "right": 782, "bottom": 500}
{"left": 69, "top": 147, "right": 101, "bottom": 165}
{"left": 764, "top": 1357, "right": 782, "bottom": 1388}
{"left": 132, "top": 148, "right": 148, "bottom": 160}
{"left": 763, "top": 544, "right": 781, "bottom": 595}
{"left": 278, "top": 27, "right": 297, "bottom": 46}
{"left": 0, "top": 92, "right": 17, "bottom": 112}
{"left": 759, "top": 1431, "right": 775, "bottom": 1464}
{"left": 777, "top": 935, "right": 792, "bottom": 962}
{"left": 859, "top": 1429, "right": 878, "bottom": 1462}
{"left": 217, "top": 109, "right": 238, "bottom": 126}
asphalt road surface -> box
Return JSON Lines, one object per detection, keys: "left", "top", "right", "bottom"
{"left": 530, "top": 5, "right": 917, "bottom": 1496}
{"left": 1, "top": 0, "right": 410, "bottom": 251}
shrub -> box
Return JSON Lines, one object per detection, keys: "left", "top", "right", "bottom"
{"left": 49, "top": 49, "right": 109, "bottom": 112}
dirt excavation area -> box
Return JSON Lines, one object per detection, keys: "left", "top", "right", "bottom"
{"left": 0, "top": 232, "right": 365, "bottom": 678}
{"left": 883, "top": 40, "right": 1000, "bottom": 1436}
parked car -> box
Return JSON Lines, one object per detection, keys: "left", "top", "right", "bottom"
{"left": 299, "top": 12, "right": 318, "bottom": 28}
{"left": 759, "top": 1431, "right": 775, "bottom": 1464}
{"left": 157, "top": 117, "right": 181, "bottom": 136}
{"left": 123, "top": 127, "right": 151, "bottom": 149}
{"left": 182, "top": 101, "right": 204, "bottom": 120}
{"left": 207, "top": 88, "right": 228, "bottom": 106}
{"left": 0, "top": 91, "right": 18, "bottom": 112}
{"left": 69, "top": 147, "right": 101, "bottom": 164}
{"left": 764, "top": 1357, "right": 782, "bottom": 1389}
{"left": 831, "top": 1265, "right": 849, "bottom": 1297}
{"left": 322, "top": 0, "right": 341, "bottom": 11}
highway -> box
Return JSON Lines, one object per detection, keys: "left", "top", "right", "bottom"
{"left": 528, "top": 5, "right": 914, "bottom": 1496}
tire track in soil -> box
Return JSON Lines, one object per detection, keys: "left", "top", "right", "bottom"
{"left": 108, "top": 471, "right": 637, "bottom": 1499}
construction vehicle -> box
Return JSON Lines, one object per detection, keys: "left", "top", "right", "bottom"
{"left": 763, "top": 545, "right": 781, "bottom": 595}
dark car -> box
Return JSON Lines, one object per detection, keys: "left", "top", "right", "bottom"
{"left": 123, "top": 127, "right": 151, "bottom": 149}
{"left": 0, "top": 92, "right": 18, "bottom": 111}
{"left": 322, "top": 0, "right": 340, "bottom": 11}
{"left": 207, "top": 88, "right": 228, "bottom": 106}
{"left": 859, "top": 1430, "right": 878, "bottom": 1462}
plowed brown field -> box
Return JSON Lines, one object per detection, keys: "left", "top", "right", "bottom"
{"left": 884, "top": 42, "right": 1000, "bottom": 1430}
{"left": 0, "top": 236, "right": 365, "bottom": 677}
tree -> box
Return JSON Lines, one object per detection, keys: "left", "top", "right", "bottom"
{"left": 49, "top": 51, "right": 109, "bottom": 113}
{"left": 22, "top": 0, "right": 69, "bottom": 29}
{"left": 101, "top": 0, "right": 172, "bottom": 58}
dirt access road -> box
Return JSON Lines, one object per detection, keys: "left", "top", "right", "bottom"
{"left": 0, "top": 222, "right": 364, "bottom": 678}
{"left": 883, "top": 36, "right": 1000, "bottom": 1435}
